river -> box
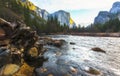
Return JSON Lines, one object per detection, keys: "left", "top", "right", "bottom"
{"left": 36, "top": 35, "right": 120, "bottom": 76}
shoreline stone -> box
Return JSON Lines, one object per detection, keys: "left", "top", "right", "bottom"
{"left": 0, "top": 18, "right": 47, "bottom": 76}
{"left": 91, "top": 47, "right": 106, "bottom": 53}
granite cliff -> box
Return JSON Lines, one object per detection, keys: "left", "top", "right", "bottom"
{"left": 94, "top": 1, "right": 120, "bottom": 24}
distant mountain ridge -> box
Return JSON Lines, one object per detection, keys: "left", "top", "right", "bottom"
{"left": 94, "top": 1, "right": 120, "bottom": 24}
{"left": 0, "top": 0, "right": 76, "bottom": 28}
{"left": 22, "top": 0, "right": 76, "bottom": 28}
{"left": 36, "top": 9, "right": 77, "bottom": 28}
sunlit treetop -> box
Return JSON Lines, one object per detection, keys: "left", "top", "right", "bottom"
{"left": 16, "top": 0, "right": 37, "bottom": 11}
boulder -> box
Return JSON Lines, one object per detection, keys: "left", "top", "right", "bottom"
{"left": 0, "top": 64, "right": 20, "bottom": 76}
{"left": 28, "top": 47, "right": 38, "bottom": 57}
{"left": 53, "top": 39, "right": 66, "bottom": 47}
{"left": 84, "top": 67, "right": 101, "bottom": 75}
{"left": 13, "top": 63, "right": 34, "bottom": 76}
{"left": 40, "top": 37, "right": 66, "bottom": 47}
{"left": 91, "top": 47, "right": 106, "bottom": 53}
{"left": 53, "top": 40, "right": 63, "bottom": 47}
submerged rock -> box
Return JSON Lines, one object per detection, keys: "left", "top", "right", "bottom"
{"left": 91, "top": 47, "right": 106, "bottom": 53}
{"left": 70, "top": 42, "right": 75, "bottom": 45}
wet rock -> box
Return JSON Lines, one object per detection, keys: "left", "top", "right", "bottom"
{"left": 39, "top": 37, "right": 66, "bottom": 48}
{"left": 53, "top": 40, "right": 63, "bottom": 47}
{"left": 91, "top": 47, "right": 106, "bottom": 53}
{"left": 70, "top": 66, "right": 78, "bottom": 74}
{"left": 11, "top": 29, "right": 38, "bottom": 49}
{"left": 55, "top": 52, "right": 62, "bottom": 56}
{"left": 24, "top": 56, "right": 47, "bottom": 67}
{"left": 50, "top": 39, "right": 66, "bottom": 47}
{"left": 0, "top": 18, "right": 14, "bottom": 40}
{"left": 84, "top": 67, "right": 101, "bottom": 75}
{"left": 48, "top": 74, "right": 54, "bottom": 76}
{"left": 13, "top": 63, "right": 34, "bottom": 76}
{"left": 39, "top": 68, "right": 47, "bottom": 73}
{"left": 0, "top": 64, "right": 20, "bottom": 76}
{"left": 28, "top": 47, "right": 38, "bottom": 57}
{"left": 11, "top": 52, "right": 22, "bottom": 65}
{"left": 0, "top": 49, "right": 11, "bottom": 68}
{"left": 70, "top": 42, "right": 75, "bottom": 45}
{"left": 0, "top": 28, "right": 5, "bottom": 37}
{"left": 0, "top": 40, "right": 10, "bottom": 47}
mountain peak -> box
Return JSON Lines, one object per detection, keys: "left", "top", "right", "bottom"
{"left": 54, "top": 10, "right": 70, "bottom": 15}
{"left": 94, "top": 1, "right": 120, "bottom": 24}
{"left": 112, "top": 1, "right": 120, "bottom": 8}
{"left": 110, "top": 1, "right": 120, "bottom": 14}
{"left": 94, "top": 11, "right": 112, "bottom": 24}
{"left": 50, "top": 10, "right": 76, "bottom": 28}
{"left": 58, "top": 10, "right": 67, "bottom": 12}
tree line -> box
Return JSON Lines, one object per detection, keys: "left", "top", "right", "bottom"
{"left": 70, "top": 18, "right": 120, "bottom": 33}
{"left": 0, "top": 0, "right": 70, "bottom": 34}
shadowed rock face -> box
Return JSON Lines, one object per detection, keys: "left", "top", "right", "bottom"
{"left": 49, "top": 10, "right": 77, "bottom": 28}
{"left": 94, "top": 1, "right": 120, "bottom": 24}
{"left": 110, "top": 2, "right": 120, "bottom": 14}
{"left": 94, "top": 11, "right": 112, "bottom": 24}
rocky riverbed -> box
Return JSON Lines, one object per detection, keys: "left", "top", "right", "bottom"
{"left": 0, "top": 18, "right": 120, "bottom": 76}
{"left": 34, "top": 35, "right": 120, "bottom": 76}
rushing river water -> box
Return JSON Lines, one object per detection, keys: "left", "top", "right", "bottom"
{"left": 36, "top": 35, "right": 120, "bottom": 76}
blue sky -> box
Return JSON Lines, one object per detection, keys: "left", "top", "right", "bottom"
{"left": 29, "top": 0, "right": 119, "bottom": 26}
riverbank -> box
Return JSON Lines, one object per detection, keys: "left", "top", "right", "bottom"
{"left": 43, "top": 32, "right": 120, "bottom": 37}
{"left": 68, "top": 33, "right": 120, "bottom": 37}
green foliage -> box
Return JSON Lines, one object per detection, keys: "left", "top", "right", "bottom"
{"left": 72, "top": 18, "right": 120, "bottom": 33}
{"left": 102, "top": 18, "right": 120, "bottom": 32}
{"left": 0, "top": 0, "right": 70, "bottom": 34}
{"left": 0, "top": 0, "right": 45, "bottom": 33}
{"left": 91, "top": 18, "right": 120, "bottom": 33}
{"left": 41, "top": 16, "right": 69, "bottom": 34}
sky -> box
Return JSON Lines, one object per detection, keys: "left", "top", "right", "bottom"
{"left": 29, "top": 0, "right": 119, "bottom": 26}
